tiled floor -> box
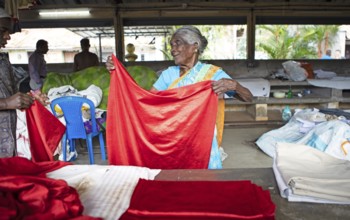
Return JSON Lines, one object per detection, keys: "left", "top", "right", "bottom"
{"left": 71, "top": 125, "right": 278, "bottom": 168}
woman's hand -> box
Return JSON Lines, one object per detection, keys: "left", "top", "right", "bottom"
{"left": 211, "top": 78, "right": 238, "bottom": 95}
{"left": 3, "top": 92, "right": 34, "bottom": 110}
{"left": 211, "top": 79, "right": 253, "bottom": 102}
{"left": 106, "top": 56, "right": 115, "bottom": 71}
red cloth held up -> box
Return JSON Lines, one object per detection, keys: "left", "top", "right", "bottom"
{"left": 106, "top": 55, "right": 218, "bottom": 169}
{"left": 25, "top": 100, "right": 66, "bottom": 162}
{"left": 120, "top": 179, "right": 276, "bottom": 220}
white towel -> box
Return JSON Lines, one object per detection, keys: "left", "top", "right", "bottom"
{"left": 47, "top": 165, "right": 161, "bottom": 219}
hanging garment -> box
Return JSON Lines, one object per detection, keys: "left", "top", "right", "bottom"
{"left": 106, "top": 55, "right": 218, "bottom": 169}
{"left": 25, "top": 100, "right": 66, "bottom": 162}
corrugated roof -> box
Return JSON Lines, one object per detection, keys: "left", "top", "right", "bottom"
{"left": 68, "top": 26, "right": 173, "bottom": 38}
{"left": 5, "top": 28, "right": 83, "bottom": 50}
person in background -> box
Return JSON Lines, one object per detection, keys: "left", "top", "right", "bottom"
{"left": 321, "top": 49, "right": 332, "bottom": 59}
{"left": 345, "top": 50, "right": 350, "bottom": 59}
{"left": 334, "top": 49, "right": 344, "bottom": 59}
{"left": 73, "top": 38, "right": 99, "bottom": 72}
{"left": 28, "top": 39, "right": 48, "bottom": 92}
{"left": 0, "top": 8, "right": 48, "bottom": 158}
{"left": 106, "top": 25, "right": 253, "bottom": 169}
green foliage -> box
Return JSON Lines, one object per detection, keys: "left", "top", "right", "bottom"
{"left": 300, "top": 25, "right": 340, "bottom": 57}
{"left": 256, "top": 25, "right": 339, "bottom": 59}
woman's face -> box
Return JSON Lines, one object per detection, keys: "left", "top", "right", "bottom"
{"left": 170, "top": 34, "right": 197, "bottom": 67}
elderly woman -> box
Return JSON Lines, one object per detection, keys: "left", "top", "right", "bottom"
{"left": 107, "top": 26, "right": 252, "bottom": 168}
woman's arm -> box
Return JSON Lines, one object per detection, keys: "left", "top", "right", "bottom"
{"left": 233, "top": 81, "right": 253, "bottom": 102}
{"left": 211, "top": 78, "right": 253, "bottom": 102}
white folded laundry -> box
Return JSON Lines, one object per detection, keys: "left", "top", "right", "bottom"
{"left": 274, "top": 142, "right": 350, "bottom": 204}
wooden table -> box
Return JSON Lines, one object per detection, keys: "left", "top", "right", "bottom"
{"left": 156, "top": 168, "right": 350, "bottom": 220}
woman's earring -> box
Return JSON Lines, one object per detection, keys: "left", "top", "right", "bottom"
{"left": 195, "top": 49, "right": 198, "bottom": 53}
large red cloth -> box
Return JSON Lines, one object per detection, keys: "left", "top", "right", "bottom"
{"left": 107, "top": 55, "right": 218, "bottom": 169}
{"left": 0, "top": 157, "right": 101, "bottom": 220}
{"left": 0, "top": 175, "right": 84, "bottom": 220}
{"left": 25, "top": 100, "right": 66, "bottom": 162}
{"left": 120, "top": 179, "right": 276, "bottom": 220}
{"left": 0, "top": 157, "right": 74, "bottom": 219}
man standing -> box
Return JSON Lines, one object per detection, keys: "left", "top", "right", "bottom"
{"left": 321, "top": 49, "right": 332, "bottom": 59}
{"left": 0, "top": 8, "right": 34, "bottom": 158}
{"left": 28, "top": 39, "right": 49, "bottom": 91}
{"left": 73, "top": 38, "right": 99, "bottom": 72}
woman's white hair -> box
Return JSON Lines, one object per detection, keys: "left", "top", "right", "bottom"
{"left": 173, "top": 26, "right": 208, "bottom": 54}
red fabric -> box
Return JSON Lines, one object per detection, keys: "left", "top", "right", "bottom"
{"left": 25, "top": 100, "right": 66, "bottom": 162}
{"left": 0, "top": 156, "right": 71, "bottom": 177}
{"left": 0, "top": 175, "right": 84, "bottom": 220}
{"left": 120, "top": 179, "right": 275, "bottom": 220}
{"left": 107, "top": 55, "right": 218, "bottom": 169}
{"left": 0, "top": 157, "right": 102, "bottom": 220}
